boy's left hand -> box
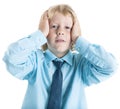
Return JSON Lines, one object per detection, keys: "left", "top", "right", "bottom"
{"left": 71, "top": 16, "right": 81, "bottom": 43}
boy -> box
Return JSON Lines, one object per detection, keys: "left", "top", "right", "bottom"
{"left": 3, "top": 4, "right": 117, "bottom": 109}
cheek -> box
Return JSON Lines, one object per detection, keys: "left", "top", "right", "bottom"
{"left": 67, "top": 34, "right": 72, "bottom": 42}
{"left": 47, "top": 31, "right": 56, "bottom": 39}
{"left": 46, "top": 37, "right": 51, "bottom": 43}
{"left": 47, "top": 35, "right": 55, "bottom": 45}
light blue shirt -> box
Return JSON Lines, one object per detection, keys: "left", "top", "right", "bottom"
{"left": 3, "top": 30, "right": 117, "bottom": 109}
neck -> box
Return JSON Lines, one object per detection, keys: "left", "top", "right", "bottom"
{"left": 49, "top": 49, "right": 69, "bottom": 58}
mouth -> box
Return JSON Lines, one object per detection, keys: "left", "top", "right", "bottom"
{"left": 55, "top": 39, "right": 65, "bottom": 43}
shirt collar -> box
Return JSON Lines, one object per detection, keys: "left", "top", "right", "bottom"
{"left": 44, "top": 49, "right": 73, "bottom": 66}
{"left": 61, "top": 51, "right": 73, "bottom": 66}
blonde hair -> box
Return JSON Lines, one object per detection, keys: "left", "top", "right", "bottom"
{"left": 48, "top": 4, "right": 76, "bottom": 21}
{"left": 41, "top": 4, "right": 76, "bottom": 51}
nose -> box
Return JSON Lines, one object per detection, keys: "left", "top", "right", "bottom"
{"left": 57, "top": 28, "right": 64, "bottom": 36}
{"left": 57, "top": 32, "right": 64, "bottom": 35}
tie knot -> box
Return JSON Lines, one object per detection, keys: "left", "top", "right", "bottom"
{"left": 53, "top": 60, "right": 64, "bottom": 69}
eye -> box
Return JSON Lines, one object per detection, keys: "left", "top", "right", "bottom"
{"left": 65, "top": 26, "right": 71, "bottom": 29}
{"left": 51, "top": 25, "right": 58, "bottom": 29}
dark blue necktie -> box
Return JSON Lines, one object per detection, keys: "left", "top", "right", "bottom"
{"left": 47, "top": 60, "right": 64, "bottom": 109}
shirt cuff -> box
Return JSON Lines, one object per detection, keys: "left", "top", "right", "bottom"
{"left": 75, "top": 37, "right": 90, "bottom": 54}
{"left": 18, "top": 30, "right": 47, "bottom": 50}
{"left": 30, "top": 30, "right": 47, "bottom": 48}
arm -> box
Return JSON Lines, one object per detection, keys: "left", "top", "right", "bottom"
{"left": 3, "top": 11, "right": 49, "bottom": 80}
{"left": 75, "top": 37, "right": 118, "bottom": 86}
{"left": 71, "top": 16, "right": 118, "bottom": 86}
{"left": 3, "top": 31, "right": 47, "bottom": 80}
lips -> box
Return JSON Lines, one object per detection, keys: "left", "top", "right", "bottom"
{"left": 55, "top": 39, "right": 65, "bottom": 43}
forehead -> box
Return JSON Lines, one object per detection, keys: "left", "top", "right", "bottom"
{"left": 50, "top": 12, "right": 73, "bottom": 25}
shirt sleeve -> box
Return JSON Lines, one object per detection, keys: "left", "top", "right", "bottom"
{"left": 3, "top": 30, "right": 47, "bottom": 80}
{"left": 75, "top": 37, "right": 118, "bottom": 86}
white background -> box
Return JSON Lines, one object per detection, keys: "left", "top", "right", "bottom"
{"left": 0, "top": 0, "right": 120, "bottom": 109}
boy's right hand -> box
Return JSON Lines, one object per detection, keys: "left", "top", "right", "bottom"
{"left": 39, "top": 11, "right": 49, "bottom": 37}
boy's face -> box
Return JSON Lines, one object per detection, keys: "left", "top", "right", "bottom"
{"left": 47, "top": 12, "right": 73, "bottom": 57}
